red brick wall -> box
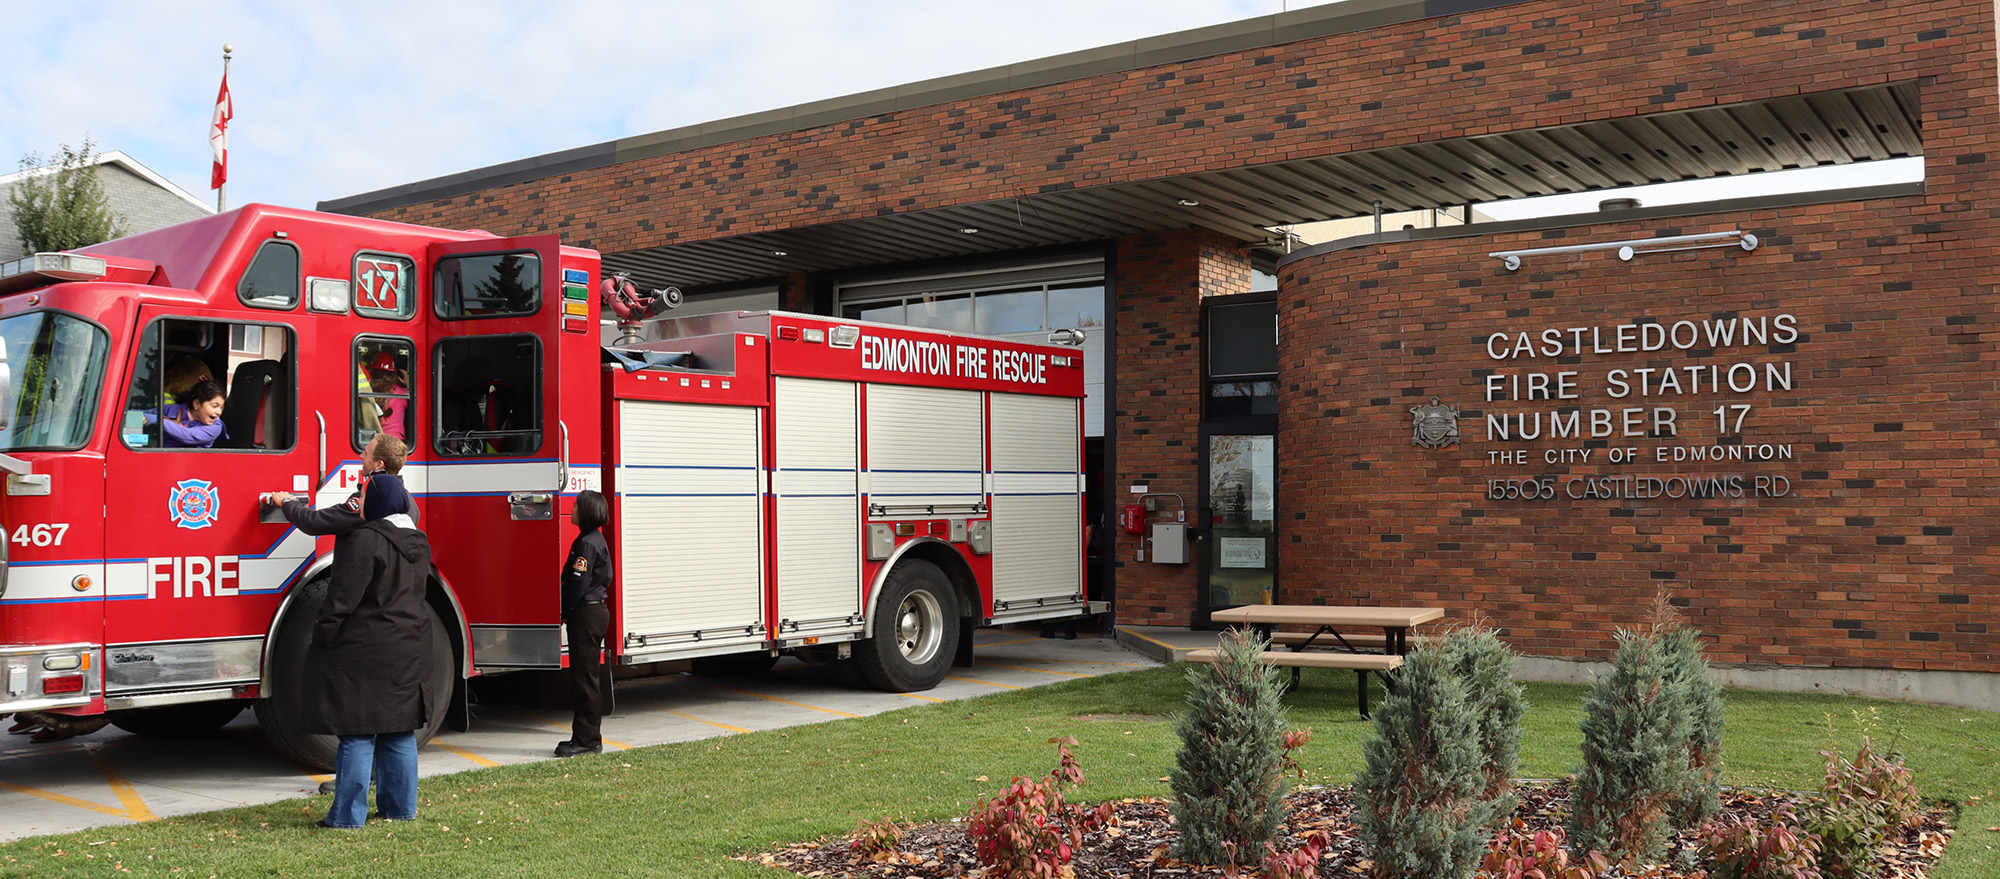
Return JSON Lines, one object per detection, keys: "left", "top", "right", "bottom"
{"left": 1277, "top": 180, "right": 2000, "bottom": 671}
{"left": 363, "top": 1, "right": 1991, "bottom": 256}
{"left": 1111, "top": 229, "right": 1252, "bottom": 625}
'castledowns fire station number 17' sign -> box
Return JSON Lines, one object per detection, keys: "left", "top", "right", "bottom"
{"left": 1423, "top": 312, "right": 1799, "bottom": 502}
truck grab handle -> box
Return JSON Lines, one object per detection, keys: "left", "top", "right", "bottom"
{"left": 558, "top": 420, "right": 570, "bottom": 493}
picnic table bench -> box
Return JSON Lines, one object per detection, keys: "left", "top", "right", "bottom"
{"left": 1187, "top": 605, "right": 1445, "bottom": 718}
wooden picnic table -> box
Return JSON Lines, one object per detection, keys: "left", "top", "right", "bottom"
{"left": 1208, "top": 604, "right": 1444, "bottom": 656}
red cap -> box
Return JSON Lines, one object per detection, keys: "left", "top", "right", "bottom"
{"left": 367, "top": 352, "right": 398, "bottom": 372}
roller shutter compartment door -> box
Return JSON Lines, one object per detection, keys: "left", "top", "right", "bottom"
{"left": 988, "top": 392, "right": 1083, "bottom": 615}
{"left": 616, "top": 400, "right": 765, "bottom": 658}
{"left": 773, "top": 377, "right": 863, "bottom": 638}
{"left": 865, "top": 384, "right": 983, "bottom": 515}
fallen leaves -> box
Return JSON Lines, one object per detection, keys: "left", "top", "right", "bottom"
{"left": 752, "top": 782, "right": 1956, "bottom": 879}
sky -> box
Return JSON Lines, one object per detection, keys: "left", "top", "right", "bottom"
{"left": 3, "top": 0, "right": 1918, "bottom": 223}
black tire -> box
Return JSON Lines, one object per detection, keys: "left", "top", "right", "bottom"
{"left": 254, "top": 578, "right": 457, "bottom": 771}
{"left": 107, "top": 700, "right": 247, "bottom": 737}
{"left": 690, "top": 651, "right": 780, "bottom": 678}
{"left": 851, "top": 559, "right": 960, "bottom": 692}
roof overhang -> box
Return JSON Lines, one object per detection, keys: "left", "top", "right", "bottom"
{"left": 603, "top": 81, "right": 1919, "bottom": 290}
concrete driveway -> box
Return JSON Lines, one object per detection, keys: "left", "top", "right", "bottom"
{"left": 0, "top": 630, "right": 1156, "bottom": 842}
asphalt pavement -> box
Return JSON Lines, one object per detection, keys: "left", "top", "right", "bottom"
{"left": 0, "top": 629, "right": 1156, "bottom": 842}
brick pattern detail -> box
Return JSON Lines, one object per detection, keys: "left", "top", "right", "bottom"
{"left": 362, "top": 1, "right": 1990, "bottom": 256}
{"left": 1279, "top": 176, "right": 2000, "bottom": 672}
{"left": 1112, "top": 229, "right": 1251, "bottom": 626}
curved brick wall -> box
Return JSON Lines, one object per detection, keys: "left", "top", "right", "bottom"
{"left": 1276, "top": 189, "right": 2000, "bottom": 672}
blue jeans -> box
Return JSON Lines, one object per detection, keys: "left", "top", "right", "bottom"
{"left": 324, "top": 731, "right": 418, "bottom": 827}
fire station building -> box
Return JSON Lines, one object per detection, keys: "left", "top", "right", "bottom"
{"left": 324, "top": 0, "right": 2000, "bottom": 703}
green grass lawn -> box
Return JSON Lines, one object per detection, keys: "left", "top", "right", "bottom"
{"left": 2, "top": 666, "right": 1995, "bottom": 878}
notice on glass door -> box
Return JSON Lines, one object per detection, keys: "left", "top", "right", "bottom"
{"left": 1218, "top": 536, "right": 1267, "bottom": 569}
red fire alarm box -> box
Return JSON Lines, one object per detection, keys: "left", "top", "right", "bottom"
{"left": 1120, "top": 504, "right": 1147, "bottom": 535}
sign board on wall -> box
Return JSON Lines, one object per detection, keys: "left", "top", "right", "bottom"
{"left": 1430, "top": 312, "right": 1800, "bottom": 501}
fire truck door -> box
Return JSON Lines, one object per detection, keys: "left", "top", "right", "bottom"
{"left": 425, "top": 236, "right": 567, "bottom": 669}
{"left": 101, "top": 309, "right": 318, "bottom": 697}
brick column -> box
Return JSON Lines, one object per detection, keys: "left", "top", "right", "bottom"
{"left": 1110, "top": 229, "right": 1252, "bottom": 626}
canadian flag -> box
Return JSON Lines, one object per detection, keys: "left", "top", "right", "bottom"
{"left": 209, "top": 69, "right": 232, "bottom": 190}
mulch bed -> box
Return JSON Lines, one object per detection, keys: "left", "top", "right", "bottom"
{"left": 745, "top": 781, "right": 1954, "bottom": 878}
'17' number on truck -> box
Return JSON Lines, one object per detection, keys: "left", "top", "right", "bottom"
{"left": 11, "top": 524, "right": 69, "bottom": 547}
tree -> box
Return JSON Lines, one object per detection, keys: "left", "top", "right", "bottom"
{"left": 9, "top": 137, "right": 128, "bottom": 254}
{"left": 1169, "top": 627, "right": 1291, "bottom": 867}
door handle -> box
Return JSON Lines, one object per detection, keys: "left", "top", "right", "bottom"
{"left": 557, "top": 420, "right": 570, "bottom": 493}
{"left": 508, "top": 492, "right": 554, "bottom": 521}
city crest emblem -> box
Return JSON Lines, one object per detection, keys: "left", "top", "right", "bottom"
{"left": 168, "top": 479, "right": 221, "bottom": 530}
{"left": 1410, "top": 397, "right": 1459, "bottom": 450}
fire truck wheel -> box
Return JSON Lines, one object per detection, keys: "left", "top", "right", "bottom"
{"left": 690, "top": 652, "right": 780, "bottom": 677}
{"left": 107, "top": 700, "right": 247, "bottom": 738}
{"left": 852, "top": 559, "right": 960, "bottom": 692}
{"left": 256, "top": 579, "right": 457, "bottom": 771}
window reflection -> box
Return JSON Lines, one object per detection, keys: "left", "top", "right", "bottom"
{"left": 974, "top": 288, "right": 1042, "bottom": 334}
{"left": 905, "top": 294, "right": 973, "bottom": 332}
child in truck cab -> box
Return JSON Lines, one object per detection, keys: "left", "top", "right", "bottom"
{"left": 146, "top": 380, "right": 228, "bottom": 448}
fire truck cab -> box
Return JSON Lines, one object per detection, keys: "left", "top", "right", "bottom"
{"left": 0, "top": 205, "right": 1090, "bottom": 768}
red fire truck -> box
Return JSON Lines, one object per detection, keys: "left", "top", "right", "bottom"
{"left": 0, "top": 205, "right": 1090, "bottom": 768}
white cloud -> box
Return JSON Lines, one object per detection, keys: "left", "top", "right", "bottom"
{"left": 2, "top": 0, "right": 1301, "bottom": 210}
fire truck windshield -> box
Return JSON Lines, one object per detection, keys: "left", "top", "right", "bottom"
{"left": 0, "top": 312, "right": 109, "bottom": 450}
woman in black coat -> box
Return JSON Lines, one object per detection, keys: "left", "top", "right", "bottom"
{"left": 302, "top": 473, "right": 435, "bottom": 829}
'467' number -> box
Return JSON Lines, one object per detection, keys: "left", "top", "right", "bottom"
{"left": 11, "top": 524, "right": 69, "bottom": 547}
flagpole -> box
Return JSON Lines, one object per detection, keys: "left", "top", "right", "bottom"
{"left": 217, "top": 44, "right": 232, "bottom": 213}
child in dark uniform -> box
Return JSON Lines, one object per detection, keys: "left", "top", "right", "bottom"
{"left": 555, "top": 490, "right": 612, "bottom": 758}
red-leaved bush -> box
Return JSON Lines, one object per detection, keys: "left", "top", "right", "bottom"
{"left": 1479, "top": 820, "right": 1609, "bottom": 879}
{"left": 1700, "top": 807, "right": 1824, "bottom": 879}
{"left": 1259, "top": 831, "right": 1331, "bottom": 879}
{"left": 965, "top": 736, "right": 1115, "bottom": 878}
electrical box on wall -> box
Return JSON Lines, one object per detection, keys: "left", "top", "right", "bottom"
{"left": 1150, "top": 523, "right": 1187, "bottom": 564}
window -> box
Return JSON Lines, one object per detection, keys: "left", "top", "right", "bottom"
{"left": 973, "top": 288, "right": 1041, "bottom": 334}
{"left": 436, "top": 252, "right": 542, "bottom": 318}
{"left": 228, "top": 324, "right": 261, "bottom": 355}
{"left": 354, "top": 252, "right": 417, "bottom": 320}
{"left": 121, "top": 318, "right": 295, "bottom": 451}
{"left": 237, "top": 240, "right": 301, "bottom": 309}
{"left": 354, "top": 337, "right": 415, "bottom": 449}
{"left": 843, "top": 301, "right": 903, "bottom": 324}
{"left": 1046, "top": 284, "right": 1106, "bottom": 333}
{"left": 905, "top": 293, "right": 973, "bottom": 332}
{"left": 434, "top": 334, "right": 540, "bottom": 456}
{"left": 0, "top": 311, "right": 109, "bottom": 450}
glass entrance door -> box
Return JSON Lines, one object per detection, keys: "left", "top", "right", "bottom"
{"left": 1199, "top": 432, "right": 1275, "bottom": 618}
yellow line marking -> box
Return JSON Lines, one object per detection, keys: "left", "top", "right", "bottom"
{"left": 427, "top": 740, "right": 500, "bottom": 768}
{"left": 1113, "top": 626, "right": 1188, "bottom": 654}
{"left": 945, "top": 675, "right": 1023, "bottom": 690}
{"left": 973, "top": 635, "right": 1043, "bottom": 648}
{"left": 898, "top": 693, "right": 947, "bottom": 702}
{"left": 93, "top": 751, "right": 156, "bottom": 822}
{"left": 976, "top": 661, "right": 1093, "bottom": 678}
{"left": 979, "top": 654, "right": 1146, "bottom": 667}
{"left": 659, "top": 709, "right": 750, "bottom": 734}
{"left": 0, "top": 778, "right": 135, "bottom": 820}
{"left": 307, "top": 773, "right": 333, "bottom": 784}
{"left": 0, "top": 751, "right": 153, "bottom": 822}
{"left": 718, "top": 686, "right": 858, "bottom": 718}
{"left": 523, "top": 711, "right": 631, "bottom": 751}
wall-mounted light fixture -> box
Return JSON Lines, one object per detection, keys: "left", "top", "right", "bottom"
{"left": 1490, "top": 230, "right": 1760, "bottom": 271}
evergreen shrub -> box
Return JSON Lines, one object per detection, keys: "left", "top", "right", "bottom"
{"left": 1170, "top": 626, "right": 1291, "bottom": 867}
{"left": 1355, "top": 635, "right": 1507, "bottom": 879}
{"left": 1444, "top": 628, "right": 1528, "bottom": 807}
{"left": 1567, "top": 629, "right": 1692, "bottom": 867}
